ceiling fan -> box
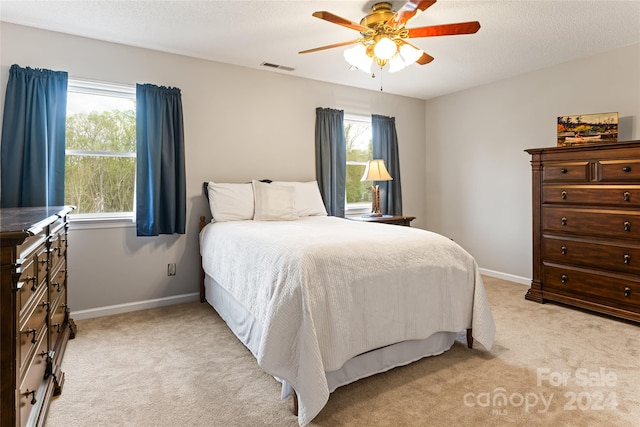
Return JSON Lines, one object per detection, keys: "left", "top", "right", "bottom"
{"left": 299, "top": 0, "right": 480, "bottom": 73}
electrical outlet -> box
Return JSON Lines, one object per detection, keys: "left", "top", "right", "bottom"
{"left": 168, "top": 263, "right": 176, "bottom": 276}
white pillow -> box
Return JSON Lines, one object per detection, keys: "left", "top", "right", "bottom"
{"left": 207, "top": 182, "right": 254, "bottom": 222}
{"left": 271, "top": 181, "right": 328, "bottom": 217}
{"left": 252, "top": 180, "right": 299, "bottom": 221}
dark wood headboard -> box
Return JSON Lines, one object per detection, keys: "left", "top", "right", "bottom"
{"left": 199, "top": 181, "right": 209, "bottom": 303}
{"left": 202, "top": 181, "right": 210, "bottom": 201}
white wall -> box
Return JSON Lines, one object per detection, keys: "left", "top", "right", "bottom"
{"left": 0, "top": 23, "right": 427, "bottom": 315}
{"left": 425, "top": 43, "right": 640, "bottom": 283}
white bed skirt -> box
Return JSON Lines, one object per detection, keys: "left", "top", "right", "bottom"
{"left": 204, "top": 274, "right": 457, "bottom": 399}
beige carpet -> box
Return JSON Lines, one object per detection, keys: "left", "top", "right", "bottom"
{"left": 45, "top": 276, "right": 640, "bottom": 427}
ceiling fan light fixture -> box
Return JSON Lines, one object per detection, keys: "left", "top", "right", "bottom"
{"left": 302, "top": 1, "right": 481, "bottom": 75}
{"left": 344, "top": 44, "right": 373, "bottom": 73}
{"left": 373, "top": 36, "right": 397, "bottom": 60}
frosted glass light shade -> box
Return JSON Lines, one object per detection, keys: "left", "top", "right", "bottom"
{"left": 399, "top": 43, "right": 423, "bottom": 64}
{"left": 373, "top": 37, "right": 397, "bottom": 60}
{"left": 344, "top": 44, "right": 373, "bottom": 73}
{"left": 389, "top": 55, "right": 407, "bottom": 73}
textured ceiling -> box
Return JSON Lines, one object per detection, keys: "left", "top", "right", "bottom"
{"left": 1, "top": 0, "right": 639, "bottom": 100}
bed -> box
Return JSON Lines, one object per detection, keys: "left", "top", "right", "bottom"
{"left": 199, "top": 180, "right": 495, "bottom": 425}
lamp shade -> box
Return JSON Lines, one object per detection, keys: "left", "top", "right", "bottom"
{"left": 399, "top": 43, "right": 423, "bottom": 64}
{"left": 361, "top": 159, "right": 393, "bottom": 182}
{"left": 344, "top": 44, "right": 373, "bottom": 73}
{"left": 373, "top": 37, "right": 397, "bottom": 60}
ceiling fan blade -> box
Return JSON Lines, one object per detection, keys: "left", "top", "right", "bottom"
{"left": 407, "top": 21, "right": 481, "bottom": 38}
{"left": 298, "top": 39, "right": 359, "bottom": 55}
{"left": 389, "top": 0, "right": 437, "bottom": 27}
{"left": 312, "top": 11, "right": 370, "bottom": 33}
{"left": 416, "top": 52, "right": 435, "bottom": 65}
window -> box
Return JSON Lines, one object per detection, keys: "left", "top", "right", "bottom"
{"left": 65, "top": 79, "right": 136, "bottom": 219}
{"left": 344, "top": 115, "right": 373, "bottom": 211}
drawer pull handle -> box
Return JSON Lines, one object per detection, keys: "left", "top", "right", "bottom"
{"left": 51, "top": 282, "right": 61, "bottom": 292}
{"left": 561, "top": 191, "right": 567, "bottom": 200}
{"left": 23, "top": 328, "right": 37, "bottom": 344}
{"left": 624, "top": 254, "right": 631, "bottom": 264}
{"left": 624, "top": 221, "right": 631, "bottom": 232}
{"left": 561, "top": 246, "right": 567, "bottom": 255}
{"left": 624, "top": 192, "right": 631, "bottom": 201}
{"left": 24, "top": 389, "right": 37, "bottom": 405}
{"left": 623, "top": 166, "right": 632, "bottom": 172}
{"left": 561, "top": 217, "right": 567, "bottom": 226}
{"left": 26, "top": 276, "right": 37, "bottom": 291}
{"left": 561, "top": 274, "right": 568, "bottom": 284}
{"left": 624, "top": 287, "right": 631, "bottom": 298}
{"left": 560, "top": 168, "right": 568, "bottom": 174}
{"left": 53, "top": 323, "right": 62, "bottom": 333}
{"left": 39, "top": 259, "right": 47, "bottom": 266}
{"left": 40, "top": 301, "right": 50, "bottom": 309}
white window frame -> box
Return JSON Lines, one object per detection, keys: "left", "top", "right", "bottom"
{"left": 66, "top": 78, "right": 137, "bottom": 228}
{"left": 344, "top": 114, "right": 372, "bottom": 215}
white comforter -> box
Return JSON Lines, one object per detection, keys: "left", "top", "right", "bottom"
{"left": 200, "top": 216, "right": 495, "bottom": 425}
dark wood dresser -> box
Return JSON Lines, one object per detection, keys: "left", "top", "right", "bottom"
{"left": 0, "top": 206, "right": 75, "bottom": 427}
{"left": 525, "top": 141, "right": 640, "bottom": 322}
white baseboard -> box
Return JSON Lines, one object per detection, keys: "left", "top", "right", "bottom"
{"left": 70, "top": 292, "right": 200, "bottom": 320}
{"left": 479, "top": 268, "right": 530, "bottom": 286}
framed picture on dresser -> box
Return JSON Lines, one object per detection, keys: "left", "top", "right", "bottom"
{"left": 557, "top": 112, "right": 618, "bottom": 146}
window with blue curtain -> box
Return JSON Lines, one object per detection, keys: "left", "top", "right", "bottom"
{"left": 372, "top": 114, "right": 403, "bottom": 216}
{"left": 135, "top": 83, "right": 186, "bottom": 236}
{"left": 1, "top": 64, "right": 68, "bottom": 207}
{"left": 315, "top": 107, "right": 346, "bottom": 217}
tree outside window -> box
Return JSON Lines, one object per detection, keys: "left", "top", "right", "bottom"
{"left": 65, "top": 80, "right": 136, "bottom": 216}
{"left": 345, "top": 116, "right": 372, "bottom": 208}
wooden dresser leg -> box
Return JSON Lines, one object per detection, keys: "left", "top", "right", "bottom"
{"left": 292, "top": 392, "right": 298, "bottom": 416}
{"left": 466, "top": 328, "right": 474, "bottom": 349}
{"left": 68, "top": 318, "right": 77, "bottom": 339}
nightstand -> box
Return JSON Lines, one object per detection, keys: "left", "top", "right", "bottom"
{"left": 346, "top": 215, "right": 415, "bottom": 227}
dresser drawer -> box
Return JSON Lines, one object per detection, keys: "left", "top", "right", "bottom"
{"left": 18, "top": 330, "right": 48, "bottom": 427}
{"left": 542, "top": 185, "right": 640, "bottom": 206}
{"left": 542, "top": 236, "right": 640, "bottom": 275}
{"left": 50, "top": 286, "right": 68, "bottom": 350}
{"left": 543, "top": 263, "right": 640, "bottom": 311}
{"left": 542, "top": 207, "right": 640, "bottom": 239}
{"left": 50, "top": 230, "right": 66, "bottom": 272}
{"left": 543, "top": 161, "right": 590, "bottom": 182}
{"left": 35, "top": 244, "right": 49, "bottom": 287}
{"left": 50, "top": 260, "right": 66, "bottom": 295}
{"left": 19, "top": 286, "right": 48, "bottom": 375}
{"left": 17, "top": 256, "right": 39, "bottom": 314}
{"left": 597, "top": 159, "right": 640, "bottom": 182}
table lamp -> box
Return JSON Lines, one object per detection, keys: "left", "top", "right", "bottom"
{"left": 361, "top": 159, "right": 393, "bottom": 217}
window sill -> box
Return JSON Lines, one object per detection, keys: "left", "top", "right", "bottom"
{"left": 345, "top": 204, "right": 371, "bottom": 216}
{"left": 68, "top": 213, "right": 135, "bottom": 230}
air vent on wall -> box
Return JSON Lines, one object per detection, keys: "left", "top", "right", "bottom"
{"left": 260, "top": 62, "right": 295, "bottom": 72}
